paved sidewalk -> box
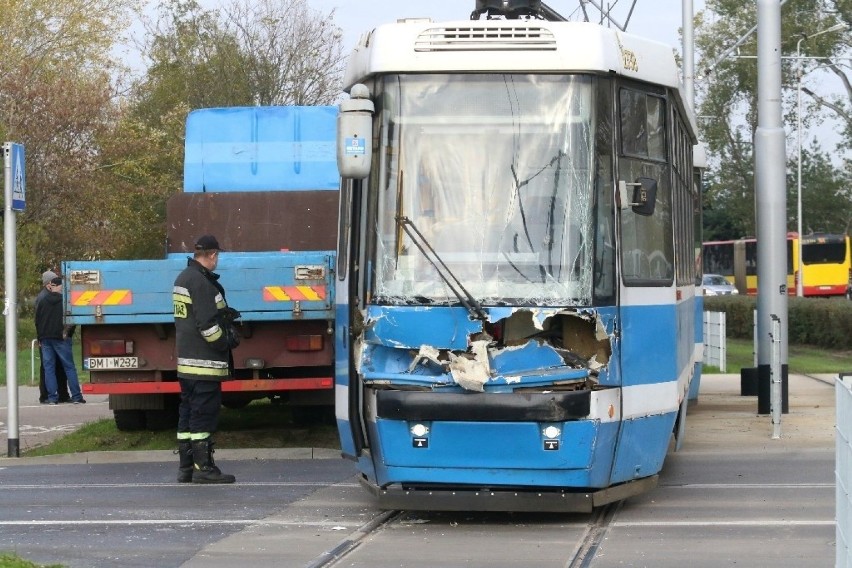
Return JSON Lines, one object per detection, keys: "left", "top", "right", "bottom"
{"left": 683, "top": 372, "right": 836, "bottom": 453}
{"left": 0, "top": 385, "right": 111, "bottom": 456}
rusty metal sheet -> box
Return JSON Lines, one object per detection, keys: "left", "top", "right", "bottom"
{"left": 167, "top": 190, "right": 339, "bottom": 253}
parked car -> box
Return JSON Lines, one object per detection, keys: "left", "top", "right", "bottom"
{"left": 702, "top": 273, "right": 739, "bottom": 296}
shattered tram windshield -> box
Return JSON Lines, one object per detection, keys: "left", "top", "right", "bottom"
{"left": 373, "top": 73, "right": 596, "bottom": 306}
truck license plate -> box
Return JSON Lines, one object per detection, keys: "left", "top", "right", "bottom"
{"left": 85, "top": 357, "right": 138, "bottom": 370}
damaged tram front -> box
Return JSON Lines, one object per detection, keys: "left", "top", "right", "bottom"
{"left": 334, "top": 13, "right": 701, "bottom": 512}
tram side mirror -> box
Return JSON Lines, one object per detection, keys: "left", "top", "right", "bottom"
{"left": 618, "top": 177, "right": 658, "bottom": 216}
{"left": 337, "top": 84, "right": 375, "bottom": 179}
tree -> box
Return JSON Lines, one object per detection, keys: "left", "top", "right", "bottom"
{"left": 789, "top": 140, "right": 852, "bottom": 234}
{"left": 695, "top": 0, "right": 851, "bottom": 240}
{"left": 110, "top": 0, "right": 346, "bottom": 261}
{"left": 0, "top": 0, "right": 139, "bottom": 300}
{"left": 133, "top": 0, "right": 344, "bottom": 121}
{"left": 221, "top": 0, "right": 345, "bottom": 105}
{"left": 0, "top": 0, "right": 138, "bottom": 80}
{"left": 82, "top": 102, "right": 189, "bottom": 260}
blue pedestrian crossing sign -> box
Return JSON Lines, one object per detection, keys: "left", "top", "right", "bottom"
{"left": 4, "top": 142, "right": 25, "bottom": 212}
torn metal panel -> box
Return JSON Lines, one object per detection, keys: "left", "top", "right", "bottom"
{"left": 364, "top": 305, "right": 482, "bottom": 350}
{"left": 407, "top": 345, "right": 442, "bottom": 372}
{"left": 447, "top": 339, "right": 491, "bottom": 391}
{"left": 448, "top": 354, "right": 489, "bottom": 392}
{"left": 356, "top": 305, "right": 614, "bottom": 393}
{"left": 490, "top": 341, "right": 565, "bottom": 378}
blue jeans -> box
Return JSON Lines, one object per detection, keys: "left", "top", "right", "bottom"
{"left": 41, "top": 338, "right": 83, "bottom": 403}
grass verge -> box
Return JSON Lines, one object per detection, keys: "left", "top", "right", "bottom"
{"left": 704, "top": 337, "right": 852, "bottom": 374}
{"left": 0, "top": 554, "right": 61, "bottom": 568}
{"left": 22, "top": 400, "right": 340, "bottom": 457}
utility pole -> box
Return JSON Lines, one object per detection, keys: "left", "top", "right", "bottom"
{"left": 754, "top": 0, "right": 788, "bottom": 438}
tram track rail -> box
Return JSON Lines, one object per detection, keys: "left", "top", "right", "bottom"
{"left": 305, "top": 509, "right": 403, "bottom": 568}
{"left": 565, "top": 501, "right": 622, "bottom": 568}
{"left": 303, "top": 500, "right": 626, "bottom": 568}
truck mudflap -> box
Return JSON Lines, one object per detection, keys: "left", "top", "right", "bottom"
{"left": 82, "top": 377, "right": 333, "bottom": 395}
{"left": 361, "top": 475, "right": 659, "bottom": 513}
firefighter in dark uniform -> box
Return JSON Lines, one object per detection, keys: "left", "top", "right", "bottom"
{"left": 173, "top": 235, "right": 240, "bottom": 484}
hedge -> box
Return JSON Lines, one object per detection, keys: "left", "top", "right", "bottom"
{"left": 704, "top": 295, "right": 852, "bottom": 350}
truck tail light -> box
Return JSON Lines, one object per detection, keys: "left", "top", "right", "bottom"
{"left": 89, "top": 340, "right": 134, "bottom": 356}
{"left": 285, "top": 335, "right": 323, "bottom": 352}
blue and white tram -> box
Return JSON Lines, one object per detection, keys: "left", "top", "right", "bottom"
{"left": 334, "top": 3, "right": 702, "bottom": 512}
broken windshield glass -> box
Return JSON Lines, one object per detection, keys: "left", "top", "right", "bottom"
{"left": 373, "top": 73, "right": 595, "bottom": 306}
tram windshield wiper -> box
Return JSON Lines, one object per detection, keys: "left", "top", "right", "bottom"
{"left": 396, "top": 216, "right": 488, "bottom": 321}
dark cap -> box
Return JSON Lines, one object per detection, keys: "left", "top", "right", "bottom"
{"left": 194, "top": 235, "right": 223, "bottom": 251}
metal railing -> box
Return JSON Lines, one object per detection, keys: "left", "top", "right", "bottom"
{"left": 702, "top": 311, "right": 726, "bottom": 372}
{"left": 836, "top": 373, "right": 852, "bottom": 566}
{"left": 30, "top": 339, "right": 38, "bottom": 385}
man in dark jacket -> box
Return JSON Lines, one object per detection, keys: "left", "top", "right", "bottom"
{"left": 35, "top": 270, "right": 85, "bottom": 405}
{"left": 173, "top": 235, "right": 239, "bottom": 484}
{"left": 35, "top": 274, "right": 71, "bottom": 404}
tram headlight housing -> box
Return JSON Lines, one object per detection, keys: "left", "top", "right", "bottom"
{"left": 411, "top": 423, "right": 429, "bottom": 437}
{"left": 410, "top": 423, "right": 430, "bottom": 449}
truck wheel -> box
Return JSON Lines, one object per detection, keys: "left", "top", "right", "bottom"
{"left": 114, "top": 409, "right": 146, "bottom": 431}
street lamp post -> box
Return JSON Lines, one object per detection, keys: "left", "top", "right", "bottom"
{"left": 795, "top": 23, "right": 846, "bottom": 297}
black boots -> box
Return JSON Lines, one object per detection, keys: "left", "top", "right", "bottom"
{"left": 177, "top": 441, "right": 193, "bottom": 483}
{"left": 191, "top": 438, "right": 235, "bottom": 484}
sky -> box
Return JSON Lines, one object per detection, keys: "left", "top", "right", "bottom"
{"left": 127, "top": 0, "right": 845, "bottom": 159}
{"left": 123, "top": 1, "right": 704, "bottom": 83}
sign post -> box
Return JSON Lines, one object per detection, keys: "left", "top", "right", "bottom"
{"left": 4, "top": 142, "right": 25, "bottom": 457}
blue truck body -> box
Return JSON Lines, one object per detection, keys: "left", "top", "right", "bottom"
{"left": 62, "top": 106, "right": 340, "bottom": 430}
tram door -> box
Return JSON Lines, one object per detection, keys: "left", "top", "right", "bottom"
{"left": 612, "top": 84, "right": 677, "bottom": 482}
{"left": 335, "top": 177, "right": 371, "bottom": 462}
{"left": 615, "top": 82, "right": 674, "bottom": 372}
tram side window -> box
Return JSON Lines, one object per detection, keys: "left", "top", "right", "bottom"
{"left": 703, "top": 243, "right": 734, "bottom": 277}
{"left": 618, "top": 87, "right": 673, "bottom": 285}
{"left": 620, "top": 90, "right": 666, "bottom": 161}
{"left": 593, "top": 78, "right": 616, "bottom": 304}
{"left": 671, "top": 106, "right": 694, "bottom": 287}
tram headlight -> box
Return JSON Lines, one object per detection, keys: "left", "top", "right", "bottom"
{"left": 410, "top": 423, "right": 430, "bottom": 449}
{"left": 543, "top": 426, "right": 561, "bottom": 439}
{"left": 411, "top": 423, "right": 429, "bottom": 437}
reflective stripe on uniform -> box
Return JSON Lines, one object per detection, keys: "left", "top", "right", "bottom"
{"left": 173, "top": 286, "right": 192, "bottom": 303}
{"left": 173, "top": 286, "right": 192, "bottom": 320}
{"left": 214, "top": 293, "right": 225, "bottom": 310}
{"left": 177, "top": 357, "right": 229, "bottom": 377}
{"left": 201, "top": 324, "right": 223, "bottom": 343}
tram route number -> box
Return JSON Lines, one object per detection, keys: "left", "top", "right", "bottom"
{"left": 544, "top": 440, "right": 560, "bottom": 451}
{"left": 85, "top": 356, "right": 139, "bottom": 370}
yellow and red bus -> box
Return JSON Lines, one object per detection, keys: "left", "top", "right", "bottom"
{"left": 702, "top": 233, "right": 851, "bottom": 297}
{"left": 799, "top": 233, "right": 852, "bottom": 297}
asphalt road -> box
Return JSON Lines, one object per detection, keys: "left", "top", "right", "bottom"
{"left": 0, "top": 374, "right": 841, "bottom": 567}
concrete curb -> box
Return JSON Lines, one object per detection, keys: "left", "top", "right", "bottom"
{"left": 0, "top": 447, "right": 341, "bottom": 466}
